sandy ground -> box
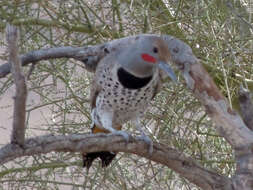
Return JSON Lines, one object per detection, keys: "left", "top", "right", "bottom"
{"left": 0, "top": 45, "right": 13, "bottom": 145}
{"left": 0, "top": 87, "right": 51, "bottom": 145}
{"left": 0, "top": 87, "right": 13, "bottom": 145}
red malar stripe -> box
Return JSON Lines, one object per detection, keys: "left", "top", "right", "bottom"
{"left": 141, "top": 54, "right": 156, "bottom": 63}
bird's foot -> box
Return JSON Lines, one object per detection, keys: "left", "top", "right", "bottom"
{"left": 137, "top": 134, "right": 153, "bottom": 155}
{"left": 133, "top": 118, "right": 153, "bottom": 155}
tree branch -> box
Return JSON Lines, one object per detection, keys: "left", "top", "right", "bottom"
{"left": 238, "top": 86, "right": 253, "bottom": 130}
{"left": 182, "top": 62, "right": 253, "bottom": 148}
{"left": 0, "top": 34, "right": 199, "bottom": 77}
{"left": 6, "top": 24, "right": 27, "bottom": 146}
{"left": 1, "top": 33, "right": 252, "bottom": 189}
{"left": 0, "top": 44, "right": 107, "bottom": 78}
{"left": 0, "top": 133, "right": 232, "bottom": 190}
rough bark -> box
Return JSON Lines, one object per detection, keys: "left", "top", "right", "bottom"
{"left": 0, "top": 133, "right": 232, "bottom": 190}
{"left": 233, "top": 86, "right": 253, "bottom": 190}
{"left": 238, "top": 86, "right": 253, "bottom": 130}
{"left": 6, "top": 25, "right": 27, "bottom": 146}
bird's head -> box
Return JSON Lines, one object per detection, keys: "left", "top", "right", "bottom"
{"left": 119, "top": 36, "right": 177, "bottom": 81}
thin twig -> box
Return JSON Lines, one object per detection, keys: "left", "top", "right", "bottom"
{"left": 27, "top": 62, "right": 36, "bottom": 80}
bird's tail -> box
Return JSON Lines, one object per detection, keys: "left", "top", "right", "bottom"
{"left": 82, "top": 124, "right": 122, "bottom": 169}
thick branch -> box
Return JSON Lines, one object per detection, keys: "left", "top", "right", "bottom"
{"left": 0, "top": 44, "right": 109, "bottom": 78}
{"left": 181, "top": 63, "right": 253, "bottom": 148}
{"left": 0, "top": 45, "right": 104, "bottom": 78}
{"left": 6, "top": 25, "right": 27, "bottom": 146}
{"left": 232, "top": 86, "right": 253, "bottom": 189}
{"left": 238, "top": 86, "right": 253, "bottom": 130}
{"left": 0, "top": 133, "right": 232, "bottom": 190}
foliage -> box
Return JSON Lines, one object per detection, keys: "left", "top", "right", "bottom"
{"left": 0, "top": 0, "right": 252, "bottom": 189}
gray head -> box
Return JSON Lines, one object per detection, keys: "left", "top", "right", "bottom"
{"left": 118, "top": 36, "right": 177, "bottom": 81}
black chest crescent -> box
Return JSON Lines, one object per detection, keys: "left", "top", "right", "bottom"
{"left": 117, "top": 67, "right": 153, "bottom": 89}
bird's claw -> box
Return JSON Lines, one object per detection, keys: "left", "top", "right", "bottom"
{"left": 113, "top": 131, "right": 129, "bottom": 143}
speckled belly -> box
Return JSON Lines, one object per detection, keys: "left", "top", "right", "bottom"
{"left": 95, "top": 78, "right": 158, "bottom": 125}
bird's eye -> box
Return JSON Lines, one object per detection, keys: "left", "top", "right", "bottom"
{"left": 153, "top": 47, "right": 158, "bottom": 53}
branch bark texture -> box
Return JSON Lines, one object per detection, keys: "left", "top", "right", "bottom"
{"left": 6, "top": 24, "right": 27, "bottom": 146}
{"left": 238, "top": 86, "right": 253, "bottom": 130}
{"left": 0, "top": 133, "right": 232, "bottom": 190}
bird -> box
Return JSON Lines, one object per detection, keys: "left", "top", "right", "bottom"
{"left": 82, "top": 35, "right": 177, "bottom": 169}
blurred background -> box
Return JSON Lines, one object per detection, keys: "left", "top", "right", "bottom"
{"left": 0, "top": 0, "right": 252, "bottom": 189}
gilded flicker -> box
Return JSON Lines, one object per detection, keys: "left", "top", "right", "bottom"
{"left": 83, "top": 36, "right": 177, "bottom": 169}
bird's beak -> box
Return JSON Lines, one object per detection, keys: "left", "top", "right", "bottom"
{"left": 158, "top": 61, "right": 177, "bottom": 82}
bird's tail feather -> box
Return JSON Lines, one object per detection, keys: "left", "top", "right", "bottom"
{"left": 82, "top": 124, "right": 121, "bottom": 169}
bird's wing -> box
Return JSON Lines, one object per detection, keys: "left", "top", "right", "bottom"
{"left": 90, "top": 67, "right": 102, "bottom": 109}
{"left": 90, "top": 53, "right": 118, "bottom": 109}
{"left": 89, "top": 53, "right": 121, "bottom": 133}
{"left": 90, "top": 80, "right": 101, "bottom": 109}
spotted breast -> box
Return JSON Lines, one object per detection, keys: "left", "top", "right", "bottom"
{"left": 92, "top": 57, "right": 160, "bottom": 128}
